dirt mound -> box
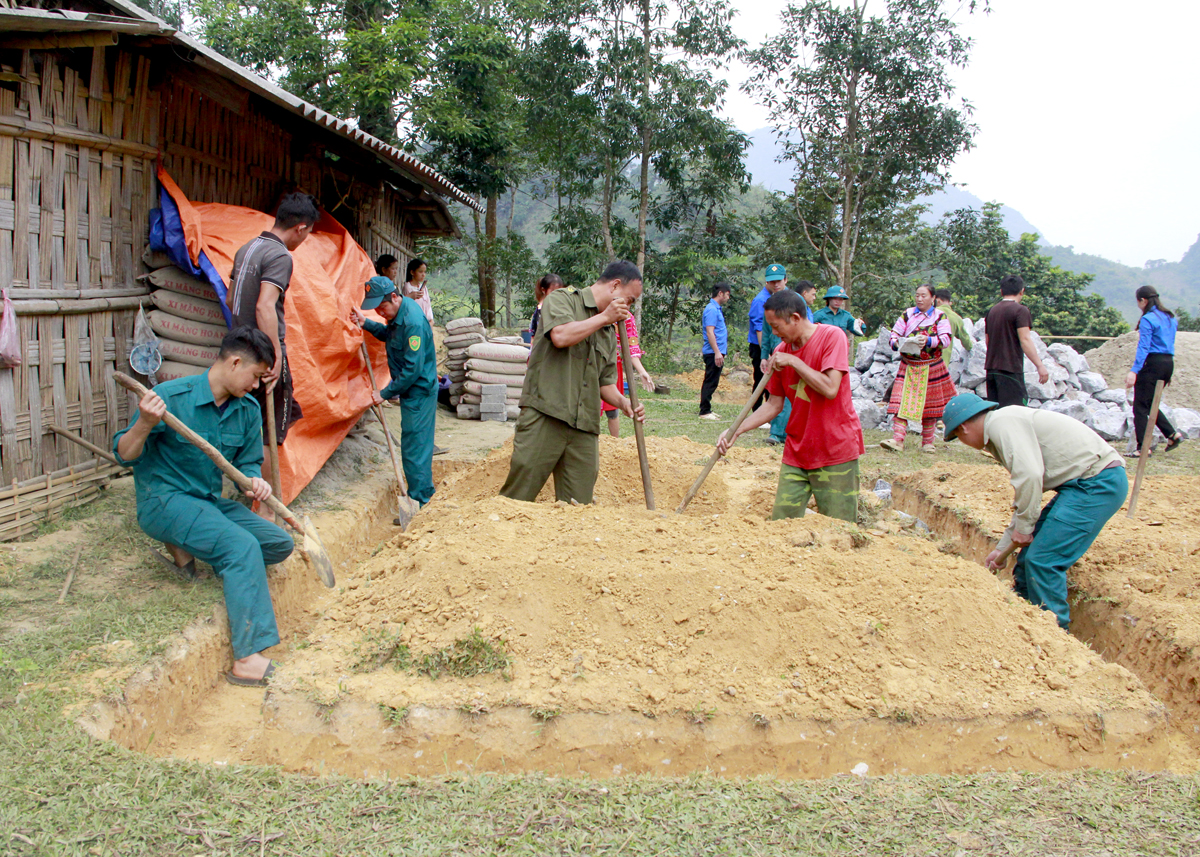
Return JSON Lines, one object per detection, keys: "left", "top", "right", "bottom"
{"left": 278, "top": 438, "right": 1148, "bottom": 728}
{"left": 1084, "top": 330, "right": 1200, "bottom": 409}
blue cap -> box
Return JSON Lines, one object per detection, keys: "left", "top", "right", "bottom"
{"left": 823, "top": 285, "right": 849, "bottom": 300}
{"left": 362, "top": 275, "right": 398, "bottom": 310}
{"left": 765, "top": 264, "right": 786, "bottom": 282}
{"left": 942, "top": 393, "right": 998, "bottom": 441}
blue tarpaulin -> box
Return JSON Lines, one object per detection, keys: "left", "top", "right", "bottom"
{"left": 148, "top": 185, "right": 233, "bottom": 328}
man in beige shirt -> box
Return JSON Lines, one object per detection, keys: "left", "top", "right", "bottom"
{"left": 943, "top": 393, "right": 1127, "bottom": 630}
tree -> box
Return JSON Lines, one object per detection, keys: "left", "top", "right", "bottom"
{"left": 744, "top": 0, "right": 975, "bottom": 294}
{"left": 937, "top": 203, "right": 1129, "bottom": 338}
{"left": 415, "top": 0, "right": 525, "bottom": 326}
{"left": 190, "top": 0, "right": 433, "bottom": 143}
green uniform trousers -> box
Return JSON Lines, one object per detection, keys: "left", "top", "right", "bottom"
{"left": 1013, "top": 465, "right": 1127, "bottom": 630}
{"left": 771, "top": 459, "right": 859, "bottom": 523}
{"left": 769, "top": 398, "right": 792, "bottom": 444}
{"left": 500, "top": 407, "right": 599, "bottom": 504}
{"left": 399, "top": 387, "right": 438, "bottom": 505}
{"left": 138, "top": 493, "right": 293, "bottom": 659}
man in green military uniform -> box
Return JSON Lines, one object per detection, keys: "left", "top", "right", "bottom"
{"left": 501, "top": 260, "right": 646, "bottom": 503}
{"left": 350, "top": 275, "right": 439, "bottom": 507}
{"left": 114, "top": 327, "right": 293, "bottom": 687}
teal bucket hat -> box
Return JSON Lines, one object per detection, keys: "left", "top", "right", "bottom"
{"left": 823, "top": 285, "right": 848, "bottom": 300}
{"left": 362, "top": 275, "right": 398, "bottom": 310}
{"left": 942, "top": 393, "right": 999, "bottom": 442}
{"left": 765, "top": 263, "right": 786, "bottom": 282}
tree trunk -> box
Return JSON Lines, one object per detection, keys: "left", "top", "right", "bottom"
{"left": 636, "top": 0, "right": 651, "bottom": 275}
{"left": 600, "top": 167, "right": 615, "bottom": 260}
{"left": 483, "top": 193, "right": 499, "bottom": 326}
{"left": 472, "top": 204, "right": 487, "bottom": 321}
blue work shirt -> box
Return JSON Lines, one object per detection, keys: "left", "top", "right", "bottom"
{"left": 702, "top": 298, "right": 728, "bottom": 356}
{"left": 748, "top": 286, "right": 771, "bottom": 345}
{"left": 113, "top": 370, "right": 264, "bottom": 506}
{"left": 364, "top": 296, "right": 438, "bottom": 400}
{"left": 1132, "top": 306, "right": 1177, "bottom": 372}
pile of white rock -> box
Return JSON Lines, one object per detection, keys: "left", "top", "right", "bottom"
{"left": 849, "top": 318, "right": 1200, "bottom": 442}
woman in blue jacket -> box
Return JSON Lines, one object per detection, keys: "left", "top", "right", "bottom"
{"left": 1125, "top": 286, "right": 1185, "bottom": 453}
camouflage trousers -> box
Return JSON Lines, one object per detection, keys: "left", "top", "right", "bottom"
{"left": 771, "top": 459, "right": 859, "bottom": 524}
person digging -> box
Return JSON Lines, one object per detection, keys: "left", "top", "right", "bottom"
{"left": 717, "top": 289, "right": 864, "bottom": 523}
{"left": 350, "top": 275, "right": 439, "bottom": 510}
{"left": 113, "top": 327, "right": 294, "bottom": 687}
{"left": 942, "top": 393, "right": 1127, "bottom": 631}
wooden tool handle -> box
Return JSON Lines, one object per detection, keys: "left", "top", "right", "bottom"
{"left": 617, "top": 320, "right": 655, "bottom": 510}
{"left": 1126, "top": 378, "right": 1165, "bottom": 518}
{"left": 264, "top": 393, "right": 283, "bottom": 514}
{"left": 676, "top": 368, "right": 774, "bottom": 514}
{"left": 112, "top": 372, "right": 301, "bottom": 531}
{"left": 361, "top": 342, "right": 410, "bottom": 496}
{"left": 50, "top": 424, "right": 125, "bottom": 468}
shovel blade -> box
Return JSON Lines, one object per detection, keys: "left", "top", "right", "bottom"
{"left": 392, "top": 495, "right": 420, "bottom": 530}
{"left": 302, "top": 514, "right": 336, "bottom": 588}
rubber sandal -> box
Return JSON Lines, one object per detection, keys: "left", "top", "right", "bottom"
{"left": 920, "top": 444, "right": 936, "bottom": 454}
{"left": 879, "top": 439, "right": 903, "bottom": 452}
{"left": 1165, "top": 434, "right": 1184, "bottom": 453}
{"left": 225, "top": 660, "right": 276, "bottom": 688}
{"left": 149, "top": 547, "right": 196, "bottom": 582}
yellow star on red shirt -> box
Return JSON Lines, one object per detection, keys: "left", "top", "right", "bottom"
{"left": 791, "top": 376, "right": 810, "bottom": 402}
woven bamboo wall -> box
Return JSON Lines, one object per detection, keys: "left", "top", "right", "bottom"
{"left": 0, "top": 45, "right": 153, "bottom": 537}
{"left": 0, "top": 40, "right": 423, "bottom": 539}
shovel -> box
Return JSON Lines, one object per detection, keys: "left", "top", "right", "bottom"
{"left": 360, "top": 342, "right": 421, "bottom": 530}
{"left": 617, "top": 321, "right": 654, "bottom": 510}
{"left": 113, "top": 372, "right": 335, "bottom": 588}
{"left": 264, "top": 392, "right": 282, "bottom": 524}
{"left": 676, "top": 368, "right": 774, "bottom": 514}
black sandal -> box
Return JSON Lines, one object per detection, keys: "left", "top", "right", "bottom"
{"left": 1165, "top": 433, "right": 1185, "bottom": 453}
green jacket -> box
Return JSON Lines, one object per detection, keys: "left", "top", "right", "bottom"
{"left": 521, "top": 285, "right": 617, "bottom": 435}
{"left": 364, "top": 296, "right": 438, "bottom": 400}
{"left": 812, "top": 306, "right": 856, "bottom": 334}
{"left": 939, "top": 305, "right": 974, "bottom": 367}
{"left": 113, "top": 370, "right": 263, "bottom": 506}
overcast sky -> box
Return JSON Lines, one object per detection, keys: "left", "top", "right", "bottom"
{"left": 718, "top": 0, "right": 1200, "bottom": 267}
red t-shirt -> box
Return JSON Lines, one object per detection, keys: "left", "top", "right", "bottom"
{"left": 765, "top": 324, "right": 864, "bottom": 470}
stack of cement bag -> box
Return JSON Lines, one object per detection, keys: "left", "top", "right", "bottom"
{"left": 445, "top": 317, "right": 487, "bottom": 407}
{"left": 142, "top": 251, "right": 228, "bottom": 382}
{"left": 457, "top": 341, "right": 528, "bottom": 421}
{"left": 847, "top": 320, "right": 1200, "bottom": 442}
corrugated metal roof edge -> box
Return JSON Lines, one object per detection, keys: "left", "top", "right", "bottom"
{"left": 0, "top": 2, "right": 483, "bottom": 213}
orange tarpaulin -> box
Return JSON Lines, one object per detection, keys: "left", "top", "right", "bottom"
{"left": 158, "top": 171, "right": 389, "bottom": 504}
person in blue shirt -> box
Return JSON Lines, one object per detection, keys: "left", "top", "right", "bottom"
{"left": 749, "top": 264, "right": 786, "bottom": 408}
{"left": 761, "top": 280, "right": 816, "bottom": 445}
{"left": 351, "top": 276, "right": 440, "bottom": 507}
{"left": 114, "top": 327, "right": 294, "bottom": 687}
{"left": 1125, "top": 285, "right": 1185, "bottom": 454}
{"left": 699, "top": 282, "right": 731, "bottom": 419}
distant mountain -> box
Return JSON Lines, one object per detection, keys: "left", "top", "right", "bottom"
{"left": 1043, "top": 237, "right": 1200, "bottom": 324}
{"left": 743, "top": 127, "right": 1043, "bottom": 240}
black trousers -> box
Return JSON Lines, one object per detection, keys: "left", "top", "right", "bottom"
{"left": 1133, "top": 353, "right": 1178, "bottom": 447}
{"left": 700, "top": 353, "right": 722, "bottom": 414}
{"left": 749, "top": 342, "right": 765, "bottom": 409}
{"left": 985, "top": 370, "right": 1027, "bottom": 408}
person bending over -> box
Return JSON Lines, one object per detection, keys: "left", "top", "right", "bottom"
{"left": 943, "top": 393, "right": 1127, "bottom": 630}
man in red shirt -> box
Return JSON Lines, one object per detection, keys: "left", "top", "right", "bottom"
{"left": 717, "top": 289, "right": 864, "bottom": 522}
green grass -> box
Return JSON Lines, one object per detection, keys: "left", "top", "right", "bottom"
{"left": 3, "top": 414, "right": 1200, "bottom": 855}
{"left": 419, "top": 628, "right": 511, "bottom": 680}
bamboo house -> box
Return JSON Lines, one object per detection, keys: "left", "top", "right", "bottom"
{"left": 0, "top": 0, "right": 478, "bottom": 538}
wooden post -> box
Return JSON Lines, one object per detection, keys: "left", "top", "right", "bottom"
{"left": 1127, "top": 379, "right": 1165, "bottom": 518}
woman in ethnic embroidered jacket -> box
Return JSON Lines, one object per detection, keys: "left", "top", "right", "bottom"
{"left": 881, "top": 283, "right": 958, "bottom": 454}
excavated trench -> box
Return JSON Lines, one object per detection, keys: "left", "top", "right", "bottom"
{"left": 82, "top": 442, "right": 1190, "bottom": 779}
{"left": 893, "top": 467, "right": 1200, "bottom": 745}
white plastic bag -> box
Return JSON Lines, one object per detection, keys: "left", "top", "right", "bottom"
{"left": 0, "top": 289, "right": 20, "bottom": 368}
